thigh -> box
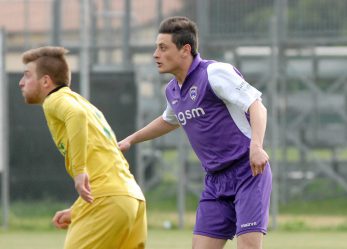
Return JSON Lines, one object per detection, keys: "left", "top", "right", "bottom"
{"left": 194, "top": 196, "right": 237, "bottom": 240}
{"left": 64, "top": 196, "right": 146, "bottom": 249}
{"left": 235, "top": 163, "right": 272, "bottom": 236}
{"left": 122, "top": 200, "right": 147, "bottom": 249}
{"left": 193, "top": 234, "right": 227, "bottom": 249}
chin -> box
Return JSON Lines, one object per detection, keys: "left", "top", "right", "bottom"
{"left": 24, "top": 97, "right": 39, "bottom": 104}
{"left": 158, "top": 68, "right": 169, "bottom": 74}
{"left": 24, "top": 99, "right": 33, "bottom": 104}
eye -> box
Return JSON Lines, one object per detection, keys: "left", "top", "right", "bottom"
{"left": 159, "top": 45, "right": 166, "bottom": 52}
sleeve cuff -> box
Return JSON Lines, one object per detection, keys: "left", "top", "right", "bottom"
{"left": 72, "top": 166, "right": 86, "bottom": 177}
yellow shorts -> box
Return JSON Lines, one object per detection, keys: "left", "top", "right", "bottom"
{"left": 64, "top": 195, "right": 147, "bottom": 249}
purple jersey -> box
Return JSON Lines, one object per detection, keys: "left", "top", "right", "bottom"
{"left": 162, "top": 54, "right": 262, "bottom": 173}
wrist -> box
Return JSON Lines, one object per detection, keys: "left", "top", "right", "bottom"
{"left": 250, "top": 141, "right": 263, "bottom": 148}
{"left": 72, "top": 169, "right": 86, "bottom": 178}
{"left": 127, "top": 134, "right": 139, "bottom": 146}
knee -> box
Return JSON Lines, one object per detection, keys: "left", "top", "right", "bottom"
{"left": 237, "top": 232, "right": 263, "bottom": 249}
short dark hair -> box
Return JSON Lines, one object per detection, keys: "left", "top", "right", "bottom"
{"left": 158, "top": 16, "right": 198, "bottom": 57}
{"left": 22, "top": 46, "right": 71, "bottom": 87}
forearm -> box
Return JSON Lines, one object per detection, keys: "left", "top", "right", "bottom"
{"left": 126, "top": 116, "right": 179, "bottom": 145}
{"left": 66, "top": 110, "right": 88, "bottom": 176}
{"left": 249, "top": 100, "right": 267, "bottom": 147}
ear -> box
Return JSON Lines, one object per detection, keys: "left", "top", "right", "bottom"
{"left": 42, "top": 75, "right": 51, "bottom": 86}
{"left": 181, "top": 44, "right": 192, "bottom": 58}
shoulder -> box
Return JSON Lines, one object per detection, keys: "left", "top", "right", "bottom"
{"left": 206, "top": 62, "right": 246, "bottom": 90}
{"left": 198, "top": 58, "right": 215, "bottom": 69}
{"left": 166, "top": 78, "right": 176, "bottom": 88}
{"left": 44, "top": 88, "right": 69, "bottom": 105}
{"left": 43, "top": 89, "right": 81, "bottom": 113}
{"left": 207, "top": 62, "right": 242, "bottom": 79}
{"left": 165, "top": 78, "right": 177, "bottom": 94}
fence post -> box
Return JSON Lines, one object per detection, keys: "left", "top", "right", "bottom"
{"left": 0, "top": 28, "right": 9, "bottom": 230}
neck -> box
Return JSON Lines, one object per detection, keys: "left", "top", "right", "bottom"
{"left": 175, "top": 56, "right": 194, "bottom": 85}
{"left": 46, "top": 84, "right": 67, "bottom": 97}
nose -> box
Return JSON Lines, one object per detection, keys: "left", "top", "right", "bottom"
{"left": 19, "top": 77, "right": 24, "bottom": 87}
{"left": 153, "top": 48, "right": 159, "bottom": 59}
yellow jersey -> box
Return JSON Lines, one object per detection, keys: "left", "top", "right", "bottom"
{"left": 42, "top": 86, "right": 144, "bottom": 201}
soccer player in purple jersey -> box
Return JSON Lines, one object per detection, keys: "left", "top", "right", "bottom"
{"left": 119, "top": 16, "right": 272, "bottom": 249}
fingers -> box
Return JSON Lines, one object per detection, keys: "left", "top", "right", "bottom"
{"left": 74, "top": 173, "right": 94, "bottom": 203}
{"left": 251, "top": 164, "right": 264, "bottom": 176}
{"left": 52, "top": 210, "right": 71, "bottom": 229}
{"left": 251, "top": 165, "right": 259, "bottom": 177}
{"left": 118, "top": 138, "right": 131, "bottom": 152}
{"left": 52, "top": 212, "right": 62, "bottom": 228}
{"left": 118, "top": 140, "right": 131, "bottom": 152}
{"left": 251, "top": 159, "right": 268, "bottom": 176}
{"left": 82, "top": 176, "right": 94, "bottom": 203}
{"left": 250, "top": 148, "right": 269, "bottom": 176}
{"left": 77, "top": 184, "right": 94, "bottom": 203}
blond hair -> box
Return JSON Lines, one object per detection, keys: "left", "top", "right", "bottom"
{"left": 22, "top": 46, "right": 71, "bottom": 86}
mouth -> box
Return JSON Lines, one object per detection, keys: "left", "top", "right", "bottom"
{"left": 156, "top": 62, "right": 162, "bottom": 68}
{"left": 20, "top": 90, "right": 26, "bottom": 97}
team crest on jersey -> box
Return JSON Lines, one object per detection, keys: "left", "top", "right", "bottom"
{"left": 189, "top": 86, "right": 198, "bottom": 101}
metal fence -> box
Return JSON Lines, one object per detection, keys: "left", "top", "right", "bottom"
{"left": 1, "top": 0, "right": 347, "bottom": 229}
{"left": 2, "top": 0, "right": 347, "bottom": 50}
{"left": 0, "top": 28, "right": 9, "bottom": 229}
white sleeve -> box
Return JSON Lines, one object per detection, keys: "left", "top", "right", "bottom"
{"left": 207, "top": 62, "right": 262, "bottom": 112}
{"left": 162, "top": 100, "right": 179, "bottom": 125}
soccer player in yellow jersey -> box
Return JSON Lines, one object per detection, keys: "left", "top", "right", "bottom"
{"left": 19, "top": 46, "right": 147, "bottom": 249}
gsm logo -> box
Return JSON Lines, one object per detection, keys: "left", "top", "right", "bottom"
{"left": 176, "top": 107, "right": 206, "bottom": 125}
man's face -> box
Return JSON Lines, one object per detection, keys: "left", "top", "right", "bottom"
{"left": 153, "top": 34, "right": 183, "bottom": 75}
{"left": 19, "top": 62, "right": 44, "bottom": 104}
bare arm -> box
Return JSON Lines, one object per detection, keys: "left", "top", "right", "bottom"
{"left": 119, "top": 116, "right": 179, "bottom": 152}
{"left": 248, "top": 100, "right": 269, "bottom": 176}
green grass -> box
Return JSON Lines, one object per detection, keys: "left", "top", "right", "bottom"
{"left": 1, "top": 200, "right": 70, "bottom": 231}
{"left": 0, "top": 230, "right": 346, "bottom": 249}
{"left": 0, "top": 198, "right": 346, "bottom": 248}
{"left": 2, "top": 194, "right": 347, "bottom": 232}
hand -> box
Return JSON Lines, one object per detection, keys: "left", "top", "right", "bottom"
{"left": 74, "top": 173, "right": 94, "bottom": 203}
{"left": 249, "top": 144, "right": 269, "bottom": 176}
{"left": 52, "top": 208, "right": 71, "bottom": 229}
{"left": 118, "top": 138, "right": 131, "bottom": 152}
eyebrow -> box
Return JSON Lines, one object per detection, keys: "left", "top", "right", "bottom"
{"left": 157, "top": 42, "right": 167, "bottom": 47}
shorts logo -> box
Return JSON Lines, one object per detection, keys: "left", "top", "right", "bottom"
{"left": 189, "top": 86, "right": 198, "bottom": 101}
{"left": 240, "top": 221, "right": 257, "bottom": 228}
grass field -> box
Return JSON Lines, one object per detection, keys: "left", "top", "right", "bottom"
{"left": 0, "top": 229, "right": 346, "bottom": 249}
{"left": 1, "top": 196, "right": 347, "bottom": 248}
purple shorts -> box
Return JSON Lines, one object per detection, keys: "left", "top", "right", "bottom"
{"left": 194, "top": 158, "right": 272, "bottom": 240}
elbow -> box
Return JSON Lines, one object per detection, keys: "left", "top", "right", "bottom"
{"left": 256, "top": 99, "right": 267, "bottom": 113}
{"left": 262, "top": 104, "right": 267, "bottom": 114}
{"left": 249, "top": 99, "right": 267, "bottom": 114}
